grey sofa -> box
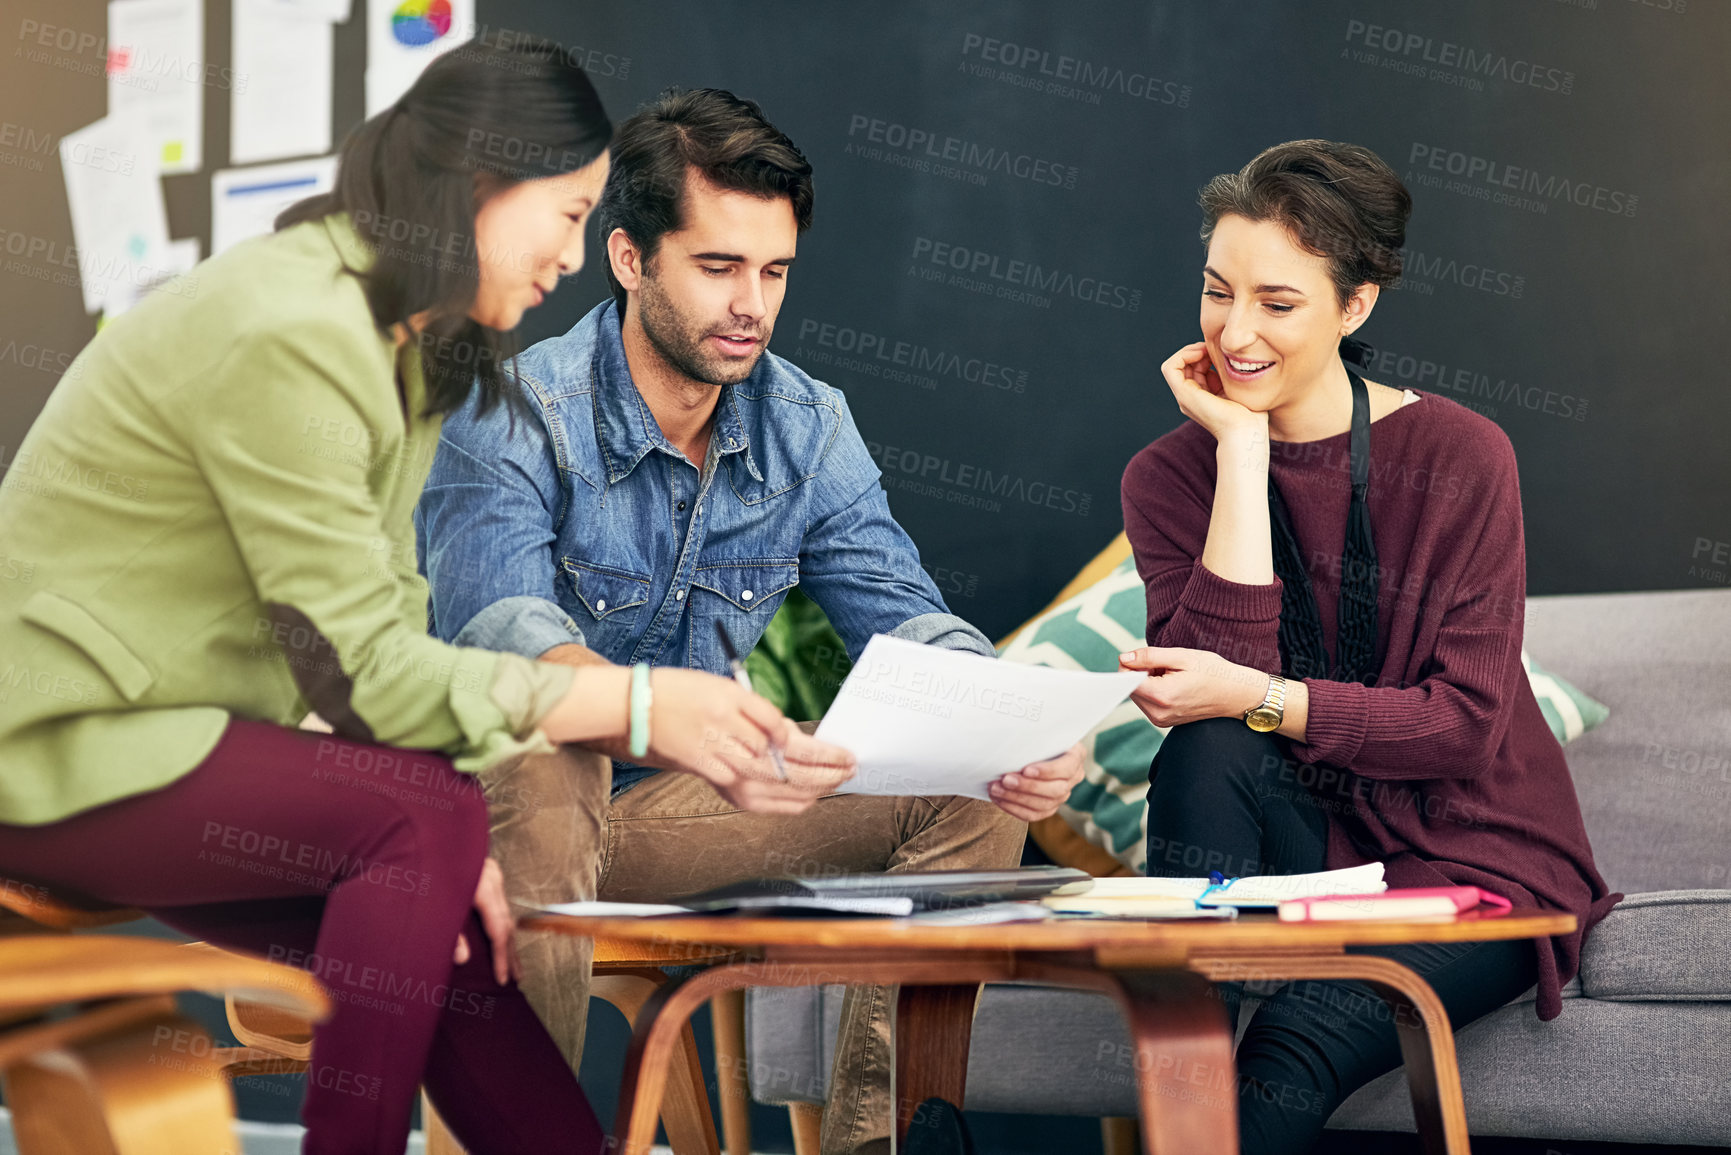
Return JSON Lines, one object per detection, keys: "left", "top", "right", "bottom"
{"left": 744, "top": 588, "right": 1731, "bottom": 1147}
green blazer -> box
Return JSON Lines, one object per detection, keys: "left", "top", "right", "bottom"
{"left": 0, "top": 215, "right": 572, "bottom": 825}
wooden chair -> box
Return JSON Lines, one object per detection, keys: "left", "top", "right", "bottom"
{"left": 0, "top": 876, "right": 143, "bottom": 931}
{"left": 0, "top": 891, "right": 329, "bottom": 1155}
{"left": 0, "top": 876, "right": 744, "bottom": 1155}
{"left": 1, "top": 876, "right": 749, "bottom": 1154}
{"left": 216, "top": 924, "right": 747, "bottom": 1155}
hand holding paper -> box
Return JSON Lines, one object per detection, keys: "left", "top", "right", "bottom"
{"left": 814, "top": 635, "right": 1142, "bottom": 800}
{"left": 988, "top": 741, "right": 1087, "bottom": 822}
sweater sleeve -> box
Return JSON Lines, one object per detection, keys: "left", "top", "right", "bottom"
{"left": 1121, "top": 438, "right": 1283, "bottom": 672}
{"left": 1292, "top": 430, "right": 1525, "bottom": 780}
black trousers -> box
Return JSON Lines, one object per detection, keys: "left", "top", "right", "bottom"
{"left": 1145, "top": 719, "right": 1538, "bottom": 1155}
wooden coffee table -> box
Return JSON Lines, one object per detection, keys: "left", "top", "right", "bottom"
{"left": 522, "top": 906, "right": 1573, "bottom": 1155}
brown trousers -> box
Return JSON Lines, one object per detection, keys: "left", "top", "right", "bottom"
{"left": 484, "top": 746, "right": 1026, "bottom": 1155}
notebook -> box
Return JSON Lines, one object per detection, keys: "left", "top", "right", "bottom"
{"left": 1041, "top": 863, "right": 1387, "bottom": 916}
{"left": 1277, "top": 887, "right": 1512, "bottom": 922}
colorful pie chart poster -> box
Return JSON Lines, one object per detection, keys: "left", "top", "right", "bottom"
{"left": 365, "top": 0, "right": 473, "bottom": 116}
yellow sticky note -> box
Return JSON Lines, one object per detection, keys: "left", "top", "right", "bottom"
{"left": 162, "top": 141, "right": 184, "bottom": 165}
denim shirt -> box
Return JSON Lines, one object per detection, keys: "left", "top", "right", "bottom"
{"left": 416, "top": 300, "right": 992, "bottom": 789}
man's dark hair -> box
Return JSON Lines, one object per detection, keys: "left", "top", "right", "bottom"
{"left": 596, "top": 88, "right": 814, "bottom": 314}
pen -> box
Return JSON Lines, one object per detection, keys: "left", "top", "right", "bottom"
{"left": 713, "top": 619, "right": 788, "bottom": 781}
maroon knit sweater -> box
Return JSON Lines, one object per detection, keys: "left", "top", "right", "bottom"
{"left": 1121, "top": 392, "right": 1619, "bottom": 1020}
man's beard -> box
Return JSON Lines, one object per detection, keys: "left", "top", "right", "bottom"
{"left": 636, "top": 271, "right": 768, "bottom": 388}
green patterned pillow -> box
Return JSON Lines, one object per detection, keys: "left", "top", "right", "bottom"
{"left": 1521, "top": 649, "right": 1611, "bottom": 743}
{"left": 996, "top": 557, "right": 1163, "bottom": 869}
{"left": 996, "top": 556, "right": 1611, "bottom": 872}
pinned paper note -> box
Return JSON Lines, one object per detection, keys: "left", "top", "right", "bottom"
{"left": 106, "top": 0, "right": 204, "bottom": 174}
{"left": 101, "top": 237, "right": 200, "bottom": 319}
{"left": 59, "top": 112, "right": 173, "bottom": 315}
{"left": 231, "top": 0, "right": 335, "bottom": 164}
{"left": 211, "top": 156, "right": 339, "bottom": 255}
{"left": 365, "top": 0, "right": 474, "bottom": 116}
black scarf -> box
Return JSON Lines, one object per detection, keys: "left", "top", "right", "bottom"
{"left": 1268, "top": 369, "right": 1379, "bottom": 685}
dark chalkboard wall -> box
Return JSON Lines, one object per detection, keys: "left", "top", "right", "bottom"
{"left": 4, "top": 0, "right": 1729, "bottom": 643}
{"left": 489, "top": 0, "right": 1731, "bottom": 641}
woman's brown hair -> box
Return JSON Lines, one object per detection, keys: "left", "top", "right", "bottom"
{"left": 1198, "top": 140, "right": 1411, "bottom": 364}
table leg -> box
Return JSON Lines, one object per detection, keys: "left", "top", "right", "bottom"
{"left": 608, "top": 957, "right": 1034, "bottom": 1155}
{"left": 1344, "top": 959, "right": 1468, "bottom": 1155}
{"left": 1188, "top": 952, "right": 1470, "bottom": 1155}
{"left": 893, "top": 984, "right": 978, "bottom": 1145}
{"left": 1113, "top": 970, "right": 1238, "bottom": 1155}
{"left": 614, "top": 969, "right": 719, "bottom": 1155}
{"left": 592, "top": 971, "right": 720, "bottom": 1155}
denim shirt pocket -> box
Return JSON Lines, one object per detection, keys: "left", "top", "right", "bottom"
{"left": 560, "top": 558, "right": 651, "bottom": 625}
{"left": 689, "top": 559, "right": 799, "bottom": 613}
{"left": 687, "top": 558, "right": 799, "bottom": 667}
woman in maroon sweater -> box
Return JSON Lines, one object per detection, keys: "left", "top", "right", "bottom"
{"left": 1118, "top": 140, "right": 1618, "bottom": 1153}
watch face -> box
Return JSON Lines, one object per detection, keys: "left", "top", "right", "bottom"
{"left": 1246, "top": 708, "right": 1281, "bottom": 733}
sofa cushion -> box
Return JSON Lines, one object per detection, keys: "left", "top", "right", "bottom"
{"left": 1328, "top": 994, "right": 1731, "bottom": 1144}
{"left": 1522, "top": 588, "right": 1731, "bottom": 895}
{"left": 1577, "top": 890, "right": 1731, "bottom": 1001}
{"left": 743, "top": 983, "right": 842, "bottom": 1105}
{"left": 964, "top": 984, "right": 1147, "bottom": 1118}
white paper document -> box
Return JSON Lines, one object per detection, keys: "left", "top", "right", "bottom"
{"left": 365, "top": 0, "right": 475, "bottom": 116}
{"left": 540, "top": 901, "right": 691, "bottom": 919}
{"left": 59, "top": 112, "right": 173, "bottom": 314}
{"left": 815, "top": 636, "right": 1144, "bottom": 800}
{"left": 231, "top": 0, "right": 335, "bottom": 164}
{"left": 107, "top": 0, "right": 205, "bottom": 173}
{"left": 211, "top": 156, "right": 339, "bottom": 255}
{"left": 902, "top": 901, "right": 1053, "bottom": 926}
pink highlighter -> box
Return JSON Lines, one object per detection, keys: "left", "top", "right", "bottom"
{"left": 1277, "top": 887, "right": 1514, "bottom": 922}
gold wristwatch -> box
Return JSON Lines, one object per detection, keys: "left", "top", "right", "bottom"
{"left": 1244, "top": 675, "right": 1288, "bottom": 733}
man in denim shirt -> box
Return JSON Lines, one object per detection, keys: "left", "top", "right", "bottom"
{"left": 417, "top": 89, "right": 1082, "bottom": 1155}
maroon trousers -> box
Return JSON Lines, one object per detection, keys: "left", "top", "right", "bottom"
{"left": 0, "top": 718, "right": 603, "bottom": 1155}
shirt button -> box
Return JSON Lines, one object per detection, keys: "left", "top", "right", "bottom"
{"left": 742, "top": 590, "right": 753, "bottom": 601}
{"left": 675, "top": 589, "right": 685, "bottom": 600}
{"left": 596, "top": 599, "right": 607, "bottom": 612}
{"left": 677, "top": 500, "right": 686, "bottom": 511}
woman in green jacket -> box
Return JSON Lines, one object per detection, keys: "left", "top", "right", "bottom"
{"left": 0, "top": 38, "right": 852, "bottom": 1155}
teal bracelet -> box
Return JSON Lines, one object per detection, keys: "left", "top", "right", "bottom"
{"left": 628, "top": 662, "right": 652, "bottom": 759}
